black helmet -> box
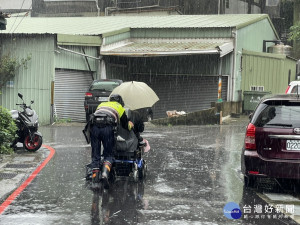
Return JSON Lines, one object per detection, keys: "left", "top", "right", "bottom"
{"left": 109, "top": 94, "right": 124, "bottom": 107}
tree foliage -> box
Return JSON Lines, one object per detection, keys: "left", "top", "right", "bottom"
{"left": 289, "top": 21, "right": 300, "bottom": 41}
{"left": 0, "top": 106, "right": 17, "bottom": 154}
{"left": 0, "top": 54, "right": 31, "bottom": 87}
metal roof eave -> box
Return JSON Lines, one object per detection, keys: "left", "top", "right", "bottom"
{"left": 2, "top": 14, "right": 275, "bottom": 39}
{"left": 100, "top": 39, "right": 234, "bottom": 57}
{"left": 218, "top": 42, "right": 234, "bottom": 57}
{"left": 101, "top": 50, "right": 220, "bottom": 57}
{"left": 57, "top": 33, "right": 102, "bottom": 46}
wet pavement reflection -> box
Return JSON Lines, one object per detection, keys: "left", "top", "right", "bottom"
{"left": 0, "top": 120, "right": 299, "bottom": 224}
{"left": 89, "top": 180, "right": 147, "bottom": 225}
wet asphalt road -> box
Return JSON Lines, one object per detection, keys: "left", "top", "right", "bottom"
{"left": 0, "top": 119, "right": 299, "bottom": 225}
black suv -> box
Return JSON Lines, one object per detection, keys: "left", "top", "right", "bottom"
{"left": 84, "top": 79, "right": 122, "bottom": 121}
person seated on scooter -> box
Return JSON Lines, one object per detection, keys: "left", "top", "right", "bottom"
{"left": 90, "top": 94, "right": 134, "bottom": 188}
{"left": 130, "top": 110, "right": 145, "bottom": 145}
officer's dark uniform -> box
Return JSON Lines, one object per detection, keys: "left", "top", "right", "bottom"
{"left": 90, "top": 97, "right": 133, "bottom": 187}
{"left": 130, "top": 110, "right": 145, "bottom": 143}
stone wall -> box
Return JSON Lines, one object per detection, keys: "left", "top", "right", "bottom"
{"left": 212, "top": 101, "right": 243, "bottom": 117}
{"left": 150, "top": 101, "right": 242, "bottom": 126}
{"left": 151, "top": 107, "right": 219, "bottom": 126}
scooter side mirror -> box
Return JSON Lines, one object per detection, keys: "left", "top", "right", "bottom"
{"left": 18, "top": 93, "right": 23, "bottom": 100}
{"left": 31, "top": 100, "right": 34, "bottom": 104}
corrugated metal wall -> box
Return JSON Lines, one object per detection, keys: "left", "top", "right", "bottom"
{"left": 103, "top": 30, "right": 131, "bottom": 45}
{"left": 53, "top": 44, "right": 99, "bottom": 123}
{"left": 234, "top": 18, "right": 279, "bottom": 101}
{"left": 237, "top": 18, "right": 278, "bottom": 53}
{"left": 54, "top": 45, "right": 98, "bottom": 122}
{"left": 55, "top": 45, "right": 98, "bottom": 71}
{"left": 284, "top": 57, "right": 298, "bottom": 84}
{"left": 241, "top": 50, "right": 296, "bottom": 96}
{"left": 0, "top": 35, "right": 55, "bottom": 125}
{"left": 131, "top": 28, "right": 233, "bottom": 39}
{"left": 0, "top": 35, "right": 100, "bottom": 125}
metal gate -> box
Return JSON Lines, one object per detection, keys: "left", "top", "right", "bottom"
{"left": 54, "top": 70, "right": 93, "bottom": 122}
{"left": 118, "top": 74, "right": 228, "bottom": 119}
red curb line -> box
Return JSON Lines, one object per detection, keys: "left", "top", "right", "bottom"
{"left": 0, "top": 144, "right": 55, "bottom": 215}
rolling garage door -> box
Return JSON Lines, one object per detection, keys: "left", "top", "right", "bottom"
{"left": 54, "top": 70, "right": 93, "bottom": 122}
{"left": 123, "top": 74, "right": 228, "bottom": 119}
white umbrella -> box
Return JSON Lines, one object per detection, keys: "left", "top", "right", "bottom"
{"left": 110, "top": 81, "right": 159, "bottom": 110}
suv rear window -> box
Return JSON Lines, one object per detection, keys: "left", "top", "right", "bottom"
{"left": 290, "top": 85, "right": 300, "bottom": 94}
{"left": 253, "top": 101, "right": 300, "bottom": 128}
{"left": 90, "top": 81, "right": 120, "bottom": 91}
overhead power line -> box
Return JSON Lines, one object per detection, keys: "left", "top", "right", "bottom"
{"left": 11, "top": 4, "right": 32, "bottom": 34}
{"left": 8, "top": 0, "right": 26, "bottom": 33}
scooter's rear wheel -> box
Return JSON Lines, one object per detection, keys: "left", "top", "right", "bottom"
{"left": 24, "top": 134, "right": 43, "bottom": 152}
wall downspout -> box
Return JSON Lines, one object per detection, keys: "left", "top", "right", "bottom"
{"left": 99, "top": 57, "right": 106, "bottom": 79}
{"left": 98, "top": 41, "right": 106, "bottom": 79}
{"left": 217, "top": 56, "right": 223, "bottom": 102}
{"left": 231, "top": 29, "right": 237, "bottom": 102}
{"left": 82, "top": 47, "right": 95, "bottom": 80}
{"left": 229, "top": 52, "right": 234, "bottom": 101}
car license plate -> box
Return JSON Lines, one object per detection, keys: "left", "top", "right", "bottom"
{"left": 98, "top": 97, "right": 108, "bottom": 102}
{"left": 286, "top": 140, "right": 300, "bottom": 150}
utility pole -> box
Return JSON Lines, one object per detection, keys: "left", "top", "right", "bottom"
{"left": 247, "top": 0, "right": 254, "bottom": 14}
{"left": 293, "top": 0, "right": 300, "bottom": 58}
{"left": 260, "top": 0, "right": 266, "bottom": 13}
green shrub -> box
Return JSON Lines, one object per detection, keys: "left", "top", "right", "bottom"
{"left": 0, "top": 106, "right": 17, "bottom": 154}
{"left": 54, "top": 116, "right": 72, "bottom": 123}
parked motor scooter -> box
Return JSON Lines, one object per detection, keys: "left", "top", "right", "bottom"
{"left": 10, "top": 93, "right": 43, "bottom": 152}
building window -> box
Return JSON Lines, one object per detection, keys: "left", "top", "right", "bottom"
{"left": 250, "top": 86, "right": 264, "bottom": 91}
{"left": 225, "top": 0, "right": 229, "bottom": 8}
{"left": 266, "top": 0, "right": 279, "bottom": 6}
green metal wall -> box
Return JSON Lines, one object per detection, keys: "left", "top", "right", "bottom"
{"left": 0, "top": 35, "right": 55, "bottom": 125}
{"left": 55, "top": 45, "right": 98, "bottom": 71}
{"left": 285, "top": 58, "right": 298, "bottom": 84}
{"left": 237, "top": 18, "right": 277, "bottom": 53}
{"left": 234, "top": 18, "right": 278, "bottom": 101}
{"left": 103, "top": 30, "right": 131, "bottom": 45}
{"left": 241, "top": 50, "right": 296, "bottom": 96}
{"left": 0, "top": 35, "right": 100, "bottom": 125}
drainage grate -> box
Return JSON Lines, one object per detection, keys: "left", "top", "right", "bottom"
{"left": 4, "top": 163, "right": 34, "bottom": 168}
{"left": 0, "top": 172, "right": 18, "bottom": 179}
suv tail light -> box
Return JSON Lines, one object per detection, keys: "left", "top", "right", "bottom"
{"left": 285, "top": 86, "right": 290, "bottom": 94}
{"left": 85, "top": 92, "right": 93, "bottom": 97}
{"left": 245, "top": 123, "right": 256, "bottom": 150}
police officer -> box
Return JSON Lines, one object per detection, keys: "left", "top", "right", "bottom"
{"left": 90, "top": 94, "right": 133, "bottom": 188}
{"left": 130, "top": 110, "right": 145, "bottom": 143}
